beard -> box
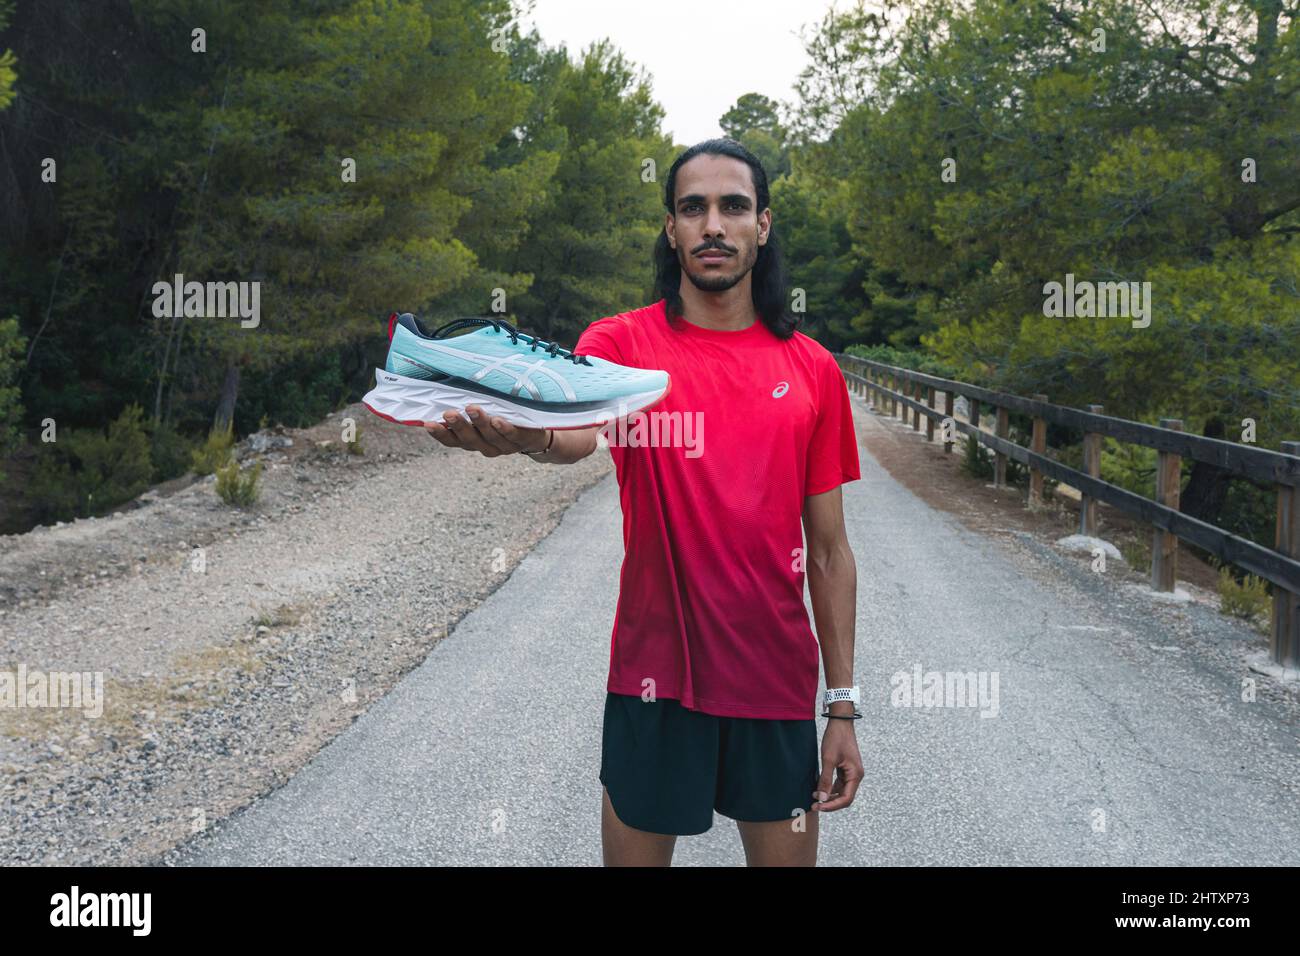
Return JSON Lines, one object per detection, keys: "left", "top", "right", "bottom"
{"left": 679, "top": 244, "right": 757, "bottom": 293}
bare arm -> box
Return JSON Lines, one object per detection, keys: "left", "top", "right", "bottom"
{"left": 802, "top": 484, "right": 862, "bottom": 813}
{"left": 425, "top": 404, "right": 600, "bottom": 464}
{"left": 803, "top": 485, "right": 857, "bottom": 708}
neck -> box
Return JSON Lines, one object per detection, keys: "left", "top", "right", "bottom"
{"left": 676, "top": 273, "right": 757, "bottom": 331}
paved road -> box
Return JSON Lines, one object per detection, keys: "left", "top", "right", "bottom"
{"left": 170, "top": 400, "right": 1300, "bottom": 866}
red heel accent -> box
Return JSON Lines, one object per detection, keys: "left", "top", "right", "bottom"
{"left": 387, "top": 312, "right": 399, "bottom": 342}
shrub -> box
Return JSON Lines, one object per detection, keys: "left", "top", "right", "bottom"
{"left": 1100, "top": 438, "right": 1157, "bottom": 497}
{"left": 215, "top": 459, "right": 262, "bottom": 506}
{"left": 843, "top": 343, "right": 961, "bottom": 380}
{"left": 1119, "top": 535, "right": 1151, "bottom": 574}
{"left": 1217, "top": 567, "right": 1270, "bottom": 623}
{"left": 146, "top": 418, "right": 196, "bottom": 483}
{"left": 30, "top": 403, "right": 153, "bottom": 521}
{"left": 191, "top": 422, "right": 235, "bottom": 476}
{"left": 961, "top": 432, "right": 992, "bottom": 479}
{"left": 0, "top": 316, "right": 26, "bottom": 484}
{"left": 346, "top": 422, "right": 364, "bottom": 456}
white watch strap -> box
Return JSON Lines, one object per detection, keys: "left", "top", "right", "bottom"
{"left": 824, "top": 685, "right": 860, "bottom": 705}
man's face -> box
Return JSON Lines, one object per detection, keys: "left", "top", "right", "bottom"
{"left": 665, "top": 154, "right": 770, "bottom": 294}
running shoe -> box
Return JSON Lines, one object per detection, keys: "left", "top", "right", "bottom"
{"left": 362, "top": 313, "right": 671, "bottom": 430}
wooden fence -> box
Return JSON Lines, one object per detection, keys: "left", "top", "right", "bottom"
{"left": 834, "top": 353, "right": 1300, "bottom": 671}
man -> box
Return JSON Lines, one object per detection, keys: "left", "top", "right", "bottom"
{"left": 426, "top": 138, "right": 863, "bottom": 866}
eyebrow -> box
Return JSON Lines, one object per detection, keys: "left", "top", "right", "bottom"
{"left": 676, "top": 193, "right": 754, "bottom": 209}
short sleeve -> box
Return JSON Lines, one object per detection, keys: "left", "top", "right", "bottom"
{"left": 575, "top": 317, "right": 628, "bottom": 366}
{"left": 804, "top": 354, "right": 861, "bottom": 496}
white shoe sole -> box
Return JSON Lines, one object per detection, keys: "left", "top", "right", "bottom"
{"left": 362, "top": 368, "right": 671, "bottom": 430}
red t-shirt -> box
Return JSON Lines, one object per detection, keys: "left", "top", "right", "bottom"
{"left": 574, "top": 299, "right": 861, "bottom": 719}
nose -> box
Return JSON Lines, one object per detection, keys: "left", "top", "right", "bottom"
{"left": 703, "top": 202, "right": 725, "bottom": 239}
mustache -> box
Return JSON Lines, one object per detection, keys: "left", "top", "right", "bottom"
{"left": 690, "top": 239, "right": 737, "bottom": 255}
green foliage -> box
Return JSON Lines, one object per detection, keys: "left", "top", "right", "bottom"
{"left": 499, "top": 38, "right": 675, "bottom": 342}
{"left": 773, "top": 172, "right": 866, "bottom": 347}
{"left": 1099, "top": 438, "right": 1157, "bottom": 497}
{"left": 0, "top": 316, "right": 26, "bottom": 481}
{"left": 146, "top": 418, "right": 196, "bottom": 484}
{"left": 720, "top": 93, "right": 791, "bottom": 180}
{"left": 1120, "top": 536, "right": 1152, "bottom": 575}
{"left": 844, "top": 343, "right": 960, "bottom": 379}
{"left": 0, "top": 1, "right": 14, "bottom": 111}
{"left": 235, "top": 354, "right": 345, "bottom": 433}
{"left": 215, "top": 459, "right": 262, "bottom": 507}
{"left": 961, "top": 432, "right": 992, "bottom": 480}
{"left": 31, "top": 404, "right": 154, "bottom": 522}
{"left": 1216, "top": 567, "right": 1270, "bottom": 625}
{"left": 191, "top": 423, "right": 235, "bottom": 477}
{"left": 793, "top": 0, "right": 1300, "bottom": 525}
{"left": 346, "top": 422, "right": 364, "bottom": 455}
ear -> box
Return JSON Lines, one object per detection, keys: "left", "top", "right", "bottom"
{"left": 757, "top": 207, "right": 772, "bottom": 246}
{"left": 665, "top": 213, "right": 676, "bottom": 249}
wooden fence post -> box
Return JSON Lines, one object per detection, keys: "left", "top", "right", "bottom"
{"left": 1151, "top": 418, "right": 1183, "bottom": 592}
{"left": 925, "top": 386, "right": 935, "bottom": 442}
{"left": 969, "top": 396, "right": 980, "bottom": 429}
{"left": 1273, "top": 441, "right": 1300, "bottom": 670}
{"left": 1029, "top": 394, "right": 1048, "bottom": 507}
{"left": 1081, "top": 404, "right": 1104, "bottom": 537}
{"left": 911, "top": 381, "right": 921, "bottom": 432}
{"left": 943, "top": 389, "right": 954, "bottom": 453}
{"left": 994, "top": 405, "right": 1009, "bottom": 488}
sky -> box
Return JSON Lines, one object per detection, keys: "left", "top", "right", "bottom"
{"left": 520, "top": 0, "right": 842, "bottom": 145}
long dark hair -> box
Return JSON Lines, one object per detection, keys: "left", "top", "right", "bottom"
{"left": 653, "top": 138, "right": 798, "bottom": 339}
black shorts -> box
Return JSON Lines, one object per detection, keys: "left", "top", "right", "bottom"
{"left": 598, "top": 691, "right": 819, "bottom": 836}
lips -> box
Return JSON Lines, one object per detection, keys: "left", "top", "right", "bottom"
{"left": 697, "top": 251, "right": 731, "bottom": 260}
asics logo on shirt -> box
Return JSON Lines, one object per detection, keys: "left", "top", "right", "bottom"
{"left": 772, "top": 381, "right": 790, "bottom": 398}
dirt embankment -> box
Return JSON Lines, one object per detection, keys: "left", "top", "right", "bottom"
{"left": 0, "top": 406, "right": 612, "bottom": 865}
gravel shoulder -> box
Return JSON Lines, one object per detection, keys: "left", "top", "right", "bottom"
{"left": 0, "top": 406, "right": 611, "bottom": 865}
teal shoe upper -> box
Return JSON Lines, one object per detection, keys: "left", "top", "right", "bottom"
{"left": 386, "top": 317, "right": 667, "bottom": 404}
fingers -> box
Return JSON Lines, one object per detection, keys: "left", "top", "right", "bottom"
{"left": 441, "top": 407, "right": 502, "bottom": 456}
{"left": 811, "top": 765, "right": 835, "bottom": 812}
{"left": 425, "top": 421, "right": 461, "bottom": 447}
{"left": 491, "top": 418, "right": 548, "bottom": 454}
{"left": 811, "top": 764, "right": 861, "bottom": 813}
{"left": 424, "top": 406, "right": 521, "bottom": 457}
{"left": 471, "top": 408, "right": 527, "bottom": 454}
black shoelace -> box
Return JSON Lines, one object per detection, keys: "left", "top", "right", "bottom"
{"left": 429, "top": 317, "right": 593, "bottom": 366}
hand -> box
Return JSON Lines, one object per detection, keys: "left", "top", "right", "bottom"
{"left": 424, "top": 405, "right": 548, "bottom": 458}
{"left": 811, "top": 718, "right": 863, "bottom": 813}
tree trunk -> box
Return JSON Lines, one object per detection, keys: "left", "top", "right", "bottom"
{"left": 213, "top": 362, "right": 241, "bottom": 432}
{"left": 1181, "top": 418, "right": 1231, "bottom": 525}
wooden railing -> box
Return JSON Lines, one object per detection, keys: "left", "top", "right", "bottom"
{"left": 834, "top": 353, "right": 1300, "bottom": 670}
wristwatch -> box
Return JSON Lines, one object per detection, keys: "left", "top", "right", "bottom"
{"left": 823, "top": 685, "right": 861, "bottom": 711}
{"left": 522, "top": 428, "right": 554, "bottom": 461}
